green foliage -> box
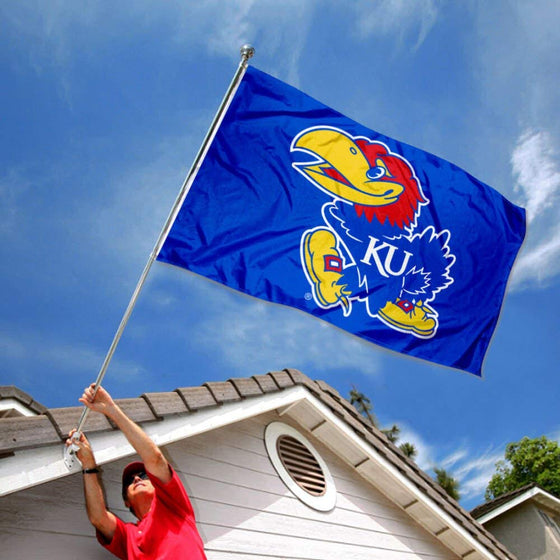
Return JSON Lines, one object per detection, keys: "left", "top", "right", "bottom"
{"left": 434, "top": 467, "right": 460, "bottom": 501}
{"left": 382, "top": 424, "right": 400, "bottom": 443}
{"left": 349, "top": 386, "right": 378, "bottom": 427}
{"left": 399, "top": 441, "right": 417, "bottom": 460}
{"left": 485, "top": 436, "right": 560, "bottom": 500}
{"left": 348, "top": 386, "right": 417, "bottom": 463}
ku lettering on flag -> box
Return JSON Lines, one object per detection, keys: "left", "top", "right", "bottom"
{"left": 157, "top": 66, "right": 526, "bottom": 376}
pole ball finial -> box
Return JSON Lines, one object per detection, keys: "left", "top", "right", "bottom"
{"left": 240, "top": 44, "right": 255, "bottom": 60}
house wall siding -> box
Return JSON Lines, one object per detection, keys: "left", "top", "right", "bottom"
{"left": 0, "top": 411, "right": 458, "bottom": 559}
{"left": 171, "top": 412, "right": 458, "bottom": 560}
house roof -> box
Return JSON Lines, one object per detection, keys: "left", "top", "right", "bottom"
{"left": 0, "top": 385, "right": 48, "bottom": 418}
{"left": 471, "top": 483, "right": 560, "bottom": 524}
{"left": 0, "top": 368, "right": 515, "bottom": 560}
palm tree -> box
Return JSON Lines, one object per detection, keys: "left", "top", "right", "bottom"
{"left": 347, "top": 387, "right": 418, "bottom": 464}
{"left": 349, "top": 386, "right": 378, "bottom": 426}
{"left": 434, "top": 467, "right": 460, "bottom": 501}
{"left": 399, "top": 441, "right": 417, "bottom": 460}
{"left": 382, "top": 424, "right": 400, "bottom": 443}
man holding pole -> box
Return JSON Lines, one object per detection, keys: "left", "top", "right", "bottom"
{"left": 60, "top": 47, "right": 255, "bottom": 559}
{"left": 66, "top": 384, "right": 207, "bottom": 560}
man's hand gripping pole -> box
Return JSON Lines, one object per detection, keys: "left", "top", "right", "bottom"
{"left": 63, "top": 383, "right": 100, "bottom": 470}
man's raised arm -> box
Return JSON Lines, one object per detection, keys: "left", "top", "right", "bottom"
{"left": 79, "top": 384, "right": 172, "bottom": 484}
{"left": 66, "top": 429, "right": 117, "bottom": 540}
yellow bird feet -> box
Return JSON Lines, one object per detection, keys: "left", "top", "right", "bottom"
{"left": 303, "top": 229, "right": 351, "bottom": 311}
{"left": 303, "top": 231, "right": 436, "bottom": 337}
{"left": 378, "top": 298, "right": 437, "bottom": 338}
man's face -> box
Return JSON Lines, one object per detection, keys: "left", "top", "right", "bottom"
{"left": 124, "top": 471, "right": 155, "bottom": 513}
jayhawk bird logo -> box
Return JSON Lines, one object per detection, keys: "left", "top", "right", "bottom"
{"left": 291, "top": 126, "right": 455, "bottom": 338}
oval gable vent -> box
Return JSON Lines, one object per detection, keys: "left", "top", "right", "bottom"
{"left": 277, "top": 435, "right": 326, "bottom": 496}
{"left": 265, "top": 422, "right": 336, "bottom": 511}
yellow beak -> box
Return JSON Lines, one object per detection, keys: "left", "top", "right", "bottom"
{"left": 293, "top": 128, "right": 404, "bottom": 206}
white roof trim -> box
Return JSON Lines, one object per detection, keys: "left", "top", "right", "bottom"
{"left": 476, "top": 487, "right": 560, "bottom": 524}
{"left": 0, "top": 384, "right": 504, "bottom": 559}
{"left": 302, "top": 392, "right": 501, "bottom": 560}
{"left": 0, "top": 386, "right": 309, "bottom": 497}
{"left": 0, "top": 399, "right": 37, "bottom": 417}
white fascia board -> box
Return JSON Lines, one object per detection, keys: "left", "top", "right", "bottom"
{"left": 535, "top": 489, "right": 560, "bottom": 513}
{"left": 302, "top": 393, "right": 502, "bottom": 560}
{"left": 477, "top": 487, "right": 560, "bottom": 524}
{"left": 0, "top": 386, "right": 309, "bottom": 497}
{"left": 0, "top": 399, "right": 37, "bottom": 417}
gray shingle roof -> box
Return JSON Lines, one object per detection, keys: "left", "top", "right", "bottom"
{"left": 470, "top": 483, "right": 540, "bottom": 520}
{"left": 0, "top": 385, "right": 48, "bottom": 416}
{"left": 0, "top": 369, "right": 514, "bottom": 559}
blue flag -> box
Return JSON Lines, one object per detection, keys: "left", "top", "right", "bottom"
{"left": 157, "top": 66, "right": 525, "bottom": 375}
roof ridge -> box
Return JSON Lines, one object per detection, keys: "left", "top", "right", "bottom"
{"left": 470, "top": 482, "right": 543, "bottom": 519}
{"left": 0, "top": 385, "right": 48, "bottom": 415}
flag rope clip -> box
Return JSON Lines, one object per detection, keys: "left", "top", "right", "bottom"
{"left": 63, "top": 431, "right": 82, "bottom": 470}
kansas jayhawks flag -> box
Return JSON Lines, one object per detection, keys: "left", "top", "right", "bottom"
{"left": 157, "top": 66, "right": 525, "bottom": 375}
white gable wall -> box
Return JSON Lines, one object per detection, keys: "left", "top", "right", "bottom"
{"left": 181, "top": 412, "right": 458, "bottom": 559}
{"left": 0, "top": 411, "right": 458, "bottom": 559}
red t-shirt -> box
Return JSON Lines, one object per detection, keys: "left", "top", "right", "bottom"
{"left": 98, "top": 467, "right": 206, "bottom": 560}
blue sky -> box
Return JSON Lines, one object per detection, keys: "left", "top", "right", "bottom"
{"left": 1, "top": 1, "right": 559, "bottom": 511}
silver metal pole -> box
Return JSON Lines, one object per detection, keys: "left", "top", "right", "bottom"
{"left": 65, "top": 45, "right": 255, "bottom": 468}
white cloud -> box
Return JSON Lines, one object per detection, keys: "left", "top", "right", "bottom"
{"left": 452, "top": 450, "right": 504, "bottom": 500}
{"left": 464, "top": 3, "right": 560, "bottom": 291}
{"left": 3, "top": 1, "right": 313, "bottom": 91}
{"left": 548, "top": 428, "right": 560, "bottom": 444}
{"left": 452, "top": 429, "right": 560, "bottom": 501}
{"left": 45, "top": 342, "right": 145, "bottom": 379}
{"left": 440, "top": 448, "right": 468, "bottom": 470}
{"left": 191, "top": 290, "right": 382, "bottom": 376}
{"left": 392, "top": 425, "right": 560, "bottom": 504}
{"left": 393, "top": 423, "right": 505, "bottom": 504}
{"left": 512, "top": 224, "right": 560, "bottom": 288}
{"left": 352, "top": 0, "right": 439, "bottom": 51}
{"left": 396, "top": 425, "right": 437, "bottom": 472}
{"left": 171, "top": 0, "right": 312, "bottom": 86}
{"left": 509, "top": 129, "right": 560, "bottom": 290}
{"left": 0, "top": 329, "right": 145, "bottom": 379}
{"left": 201, "top": 0, "right": 257, "bottom": 56}
{"left": 512, "top": 130, "right": 560, "bottom": 222}
{"left": 1, "top": 1, "right": 315, "bottom": 272}
{"left": 89, "top": 133, "right": 197, "bottom": 270}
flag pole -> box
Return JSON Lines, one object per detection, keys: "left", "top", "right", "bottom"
{"left": 64, "top": 44, "right": 255, "bottom": 469}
